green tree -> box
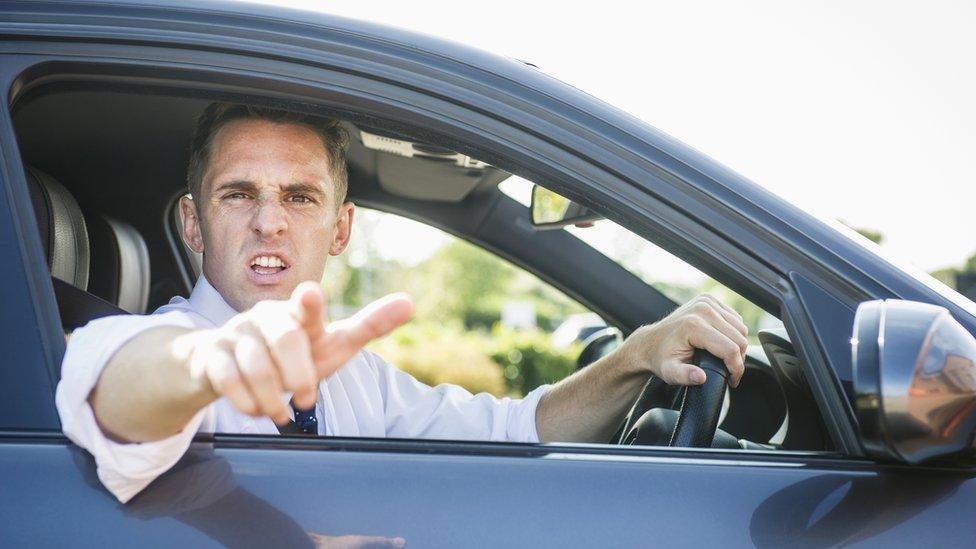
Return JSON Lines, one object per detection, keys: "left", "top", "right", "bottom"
{"left": 406, "top": 240, "right": 516, "bottom": 326}
{"left": 839, "top": 219, "right": 884, "bottom": 244}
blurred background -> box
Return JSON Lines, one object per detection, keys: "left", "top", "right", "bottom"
{"left": 252, "top": 0, "right": 976, "bottom": 396}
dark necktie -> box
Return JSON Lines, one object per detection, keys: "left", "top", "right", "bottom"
{"left": 275, "top": 398, "right": 319, "bottom": 436}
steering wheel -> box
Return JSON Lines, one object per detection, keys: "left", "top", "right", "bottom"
{"left": 615, "top": 349, "right": 730, "bottom": 448}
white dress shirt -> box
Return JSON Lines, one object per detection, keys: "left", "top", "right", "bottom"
{"left": 56, "top": 276, "right": 550, "bottom": 503}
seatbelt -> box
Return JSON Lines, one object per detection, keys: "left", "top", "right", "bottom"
{"left": 52, "top": 276, "right": 127, "bottom": 329}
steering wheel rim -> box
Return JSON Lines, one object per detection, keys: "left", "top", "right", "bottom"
{"left": 616, "top": 349, "right": 729, "bottom": 448}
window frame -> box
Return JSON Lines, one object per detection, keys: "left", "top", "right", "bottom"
{"left": 2, "top": 42, "right": 861, "bottom": 458}
{"left": 0, "top": 58, "right": 63, "bottom": 430}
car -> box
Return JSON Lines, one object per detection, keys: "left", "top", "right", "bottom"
{"left": 2, "top": 1, "right": 976, "bottom": 547}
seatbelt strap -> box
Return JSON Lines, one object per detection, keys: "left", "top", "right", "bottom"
{"left": 52, "top": 276, "right": 127, "bottom": 329}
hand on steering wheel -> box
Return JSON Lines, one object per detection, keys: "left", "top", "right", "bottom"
{"left": 615, "top": 349, "right": 730, "bottom": 447}
{"left": 611, "top": 295, "right": 748, "bottom": 447}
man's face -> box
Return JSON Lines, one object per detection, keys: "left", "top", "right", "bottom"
{"left": 180, "top": 118, "right": 354, "bottom": 312}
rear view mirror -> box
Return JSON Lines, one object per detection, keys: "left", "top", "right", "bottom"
{"left": 530, "top": 185, "right": 602, "bottom": 229}
{"left": 852, "top": 299, "right": 976, "bottom": 463}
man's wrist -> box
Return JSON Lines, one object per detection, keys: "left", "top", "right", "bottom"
{"left": 172, "top": 328, "right": 220, "bottom": 407}
{"left": 612, "top": 325, "right": 658, "bottom": 378}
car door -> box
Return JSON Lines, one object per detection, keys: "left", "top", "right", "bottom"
{"left": 2, "top": 3, "right": 976, "bottom": 547}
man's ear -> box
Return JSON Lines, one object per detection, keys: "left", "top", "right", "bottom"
{"left": 329, "top": 201, "right": 355, "bottom": 256}
{"left": 179, "top": 194, "right": 206, "bottom": 254}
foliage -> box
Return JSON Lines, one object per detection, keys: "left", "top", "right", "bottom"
{"left": 368, "top": 322, "right": 580, "bottom": 397}
{"left": 484, "top": 325, "right": 581, "bottom": 396}
{"left": 330, "top": 207, "right": 787, "bottom": 398}
{"left": 369, "top": 323, "right": 508, "bottom": 397}
{"left": 839, "top": 219, "right": 884, "bottom": 244}
{"left": 929, "top": 249, "right": 976, "bottom": 297}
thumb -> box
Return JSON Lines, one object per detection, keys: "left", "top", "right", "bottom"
{"left": 658, "top": 360, "right": 707, "bottom": 386}
{"left": 290, "top": 281, "right": 326, "bottom": 340}
{"left": 312, "top": 293, "right": 413, "bottom": 375}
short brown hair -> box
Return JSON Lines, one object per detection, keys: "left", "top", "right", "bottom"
{"left": 186, "top": 102, "right": 349, "bottom": 207}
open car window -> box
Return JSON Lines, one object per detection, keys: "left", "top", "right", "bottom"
{"left": 17, "top": 80, "right": 831, "bottom": 454}
{"left": 170, "top": 188, "right": 828, "bottom": 452}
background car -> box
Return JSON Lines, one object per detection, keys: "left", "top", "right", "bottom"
{"left": 2, "top": 1, "right": 975, "bottom": 547}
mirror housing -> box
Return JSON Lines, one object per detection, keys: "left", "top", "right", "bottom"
{"left": 530, "top": 185, "right": 602, "bottom": 229}
{"left": 852, "top": 299, "right": 976, "bottom": 463}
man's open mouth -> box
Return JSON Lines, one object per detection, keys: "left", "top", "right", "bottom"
{"left": 250, "top": 255, "right": 289, "bottom": 275}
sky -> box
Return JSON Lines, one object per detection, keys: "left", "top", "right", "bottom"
{"left": 254, "top": 0, "right": 976, "bottom": 274}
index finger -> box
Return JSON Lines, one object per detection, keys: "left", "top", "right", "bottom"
{"left": 687, "top": 324, "right": 745, "bottom": 387}
{"left": 290, "top": 281, "right": 326, "bottom": 340}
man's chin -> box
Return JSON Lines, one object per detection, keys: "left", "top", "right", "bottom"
{"left": 236, "top": 276, "right": 297, "bottom": 306}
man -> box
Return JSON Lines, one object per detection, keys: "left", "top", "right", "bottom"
{"left": 56, "top": 103, "right": 749, "bottom": 504}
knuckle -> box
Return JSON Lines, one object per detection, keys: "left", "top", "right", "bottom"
{"left": 269, "top": 325, "right": 303, "bottom": 348}
{"left": 723, "top": 341, "right": 740, "bottom": 357}
{"left": 241, "top": 357, "right": 273, "bottom": 383}
{"left": 210, "top": 368, "right": 241, "bottom": 393}
{"left": 684, "top": 314, "right": 706, "bottom": 330}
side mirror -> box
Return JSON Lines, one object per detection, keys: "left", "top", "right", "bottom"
{"left": 530, "top": 185, "right": 602, "bottom": 229}
{"left": 852, "top": 299, "right": 976, "bottom": 463}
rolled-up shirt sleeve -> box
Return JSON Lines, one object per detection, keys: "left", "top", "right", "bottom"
{"left": 55, "top": 312, "right": 210, "bottom": 504}
{"left": 367, "top": 351, "right": 550, "bottom": 443}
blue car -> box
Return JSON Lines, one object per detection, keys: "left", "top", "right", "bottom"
{"left": 2, "top": 1, "right": 975, "bottom": 547}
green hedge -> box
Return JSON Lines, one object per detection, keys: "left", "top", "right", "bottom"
{"left": 368, "top": 322, "right": 581, "bottom": 397}
{"left": 484, "top": 325, "right": 580, "bottom": 396}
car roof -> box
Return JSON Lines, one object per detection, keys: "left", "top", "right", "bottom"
{"left": 5, "top": 0, "right": 976, "bottom": 323}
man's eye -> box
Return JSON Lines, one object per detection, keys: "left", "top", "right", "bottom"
{"left": 225, "top": 192, "right": 250, "bottom": 200}
{"left": 288, "top": 195, "right": 314, "bottom": 204}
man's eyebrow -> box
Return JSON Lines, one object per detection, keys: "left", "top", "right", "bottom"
{"left": 211, "top": 180, "right": 327, "bottom": 199}
{"left": 212, "top": 180, "right": 259, "bottom": 194}
{"left": 281, "top": 182, "right": 327, "bottom": 198}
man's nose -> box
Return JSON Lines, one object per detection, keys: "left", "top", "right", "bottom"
{"left": 251, "top": 200, "right": 288, "bottom": 238}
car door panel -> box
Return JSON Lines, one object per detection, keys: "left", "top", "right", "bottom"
{"left": 2, "top": 439, "right": 975, "bottom": 547}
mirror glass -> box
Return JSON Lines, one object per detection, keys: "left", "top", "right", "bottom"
{"left": 530, "top": 185, "right": 602, "bottom": 228}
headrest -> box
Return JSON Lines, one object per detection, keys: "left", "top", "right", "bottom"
{"left": 25, "top": 167, "right": 90, "bottom": 289}
{"left": 87, "top": 215, "right": 151, "bottom": 313}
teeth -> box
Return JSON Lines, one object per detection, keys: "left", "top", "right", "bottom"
{"left": 252, "top": 256, "right": 286, "bottom": 268}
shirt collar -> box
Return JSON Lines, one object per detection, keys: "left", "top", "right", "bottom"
{"left": 187, "top": 276, "right": 239, "bottom": 326}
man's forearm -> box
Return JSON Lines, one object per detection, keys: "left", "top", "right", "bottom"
{"left": 89, "top": 326, "right": 218, "bottom": 443}
{"left": 534, "top": 344, "right": 648, "bottom": 443}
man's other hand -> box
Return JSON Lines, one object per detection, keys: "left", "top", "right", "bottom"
{"left": 618, "top": 294, "right": 748, "bottom": 388}
{"left": 182, "top": 282, "right": 413, "bottom": 425}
